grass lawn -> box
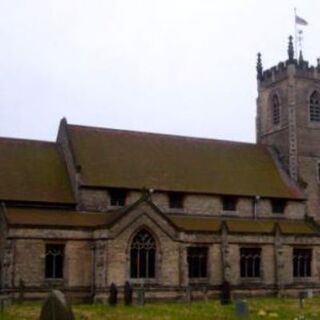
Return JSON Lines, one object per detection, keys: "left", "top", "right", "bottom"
{"left": 1, "top": 297, "right": 319, "bottom": 320}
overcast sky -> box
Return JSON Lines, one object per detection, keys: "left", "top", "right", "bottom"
{"left": 1, "top": 0, "right": 319, "bottom": 143}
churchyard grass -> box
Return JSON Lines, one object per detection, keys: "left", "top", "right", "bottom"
{"left": 1, "top": 297, "right": 320, "bottom": 320}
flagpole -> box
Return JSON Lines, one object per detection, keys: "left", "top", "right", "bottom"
{"left": 294, "top": 8, "right": 297, "bottom": 59}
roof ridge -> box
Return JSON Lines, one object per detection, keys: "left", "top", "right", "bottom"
{"left": 0, "top": 136, "right": 55, "bottom": 145}
{"left": 67, "top": 123, "right": 258, "bottom": 147}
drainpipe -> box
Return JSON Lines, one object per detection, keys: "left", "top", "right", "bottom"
{"left": 253, "top": 195, "right": 260, "bottom": 219}
{"left": 90, "top": 242, "right": 96, "bottom": 301}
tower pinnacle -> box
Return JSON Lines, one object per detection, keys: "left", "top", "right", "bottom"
{"left": 288, "top": 35, "right": 294, "bottom": 62}
{"left": 256, "top": 53, "right": 263, "bottom": 80}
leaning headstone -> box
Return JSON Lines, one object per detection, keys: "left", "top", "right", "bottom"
{"left": 137, "top": 284, "right": 145, "bottom": 306}
{"left": 235, "top": 300, "right": 249, "bottom": 318}
{"left": 39, "top": 290, "right": 75, "bottom": 320}
{"left": 124, "top": 281, "right": 133, "bottom": 306}
{"left": 109, "top": 283, "right": 118, "bottom": 306}
{"left": 220, "top": 280, "right": 231, "bottom": 305}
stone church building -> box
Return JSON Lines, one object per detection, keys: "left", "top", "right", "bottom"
{"left": 1, "top": 37, "right": 320, "bottom": 301}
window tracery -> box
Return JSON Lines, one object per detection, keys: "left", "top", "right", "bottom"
{"left": 130, "top": 229, "right": 156, "bottom": 279}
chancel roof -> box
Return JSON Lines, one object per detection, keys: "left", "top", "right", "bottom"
{"left": 67, "top": 124, "right": 303, "bottom": 199}
{"left": 0, "top": 138, "right": 74, "bottom": 204}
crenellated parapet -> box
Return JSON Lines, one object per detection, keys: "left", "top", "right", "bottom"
{"left": 257, "top": 36, "right": 320, "bottom": 88}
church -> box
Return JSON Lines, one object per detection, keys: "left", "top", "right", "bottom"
{"left": 1, "top": 36, "right": 320, "bottom": 302}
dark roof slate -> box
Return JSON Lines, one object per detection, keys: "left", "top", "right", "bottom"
{"left": 67, "top": 124, "right": 303, "bottom": 199}
{"left": 0, "top": 138, "right": 74, "bottom": 203}
{"left": 5, "top": 208, "right": 119, "bottom": 228}
{"left": 5, "top": 208, "right": 317, "bottom": 235}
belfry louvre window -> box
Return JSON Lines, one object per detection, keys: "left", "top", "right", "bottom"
{"left": 187, "top": 247, "right": 208, "bottom": 278}
{"left": 240, "top": 248, "right": 261, "bottom": 278}
{"left": 222, "top": 196, "right": 237, "bottom": 211}
{"left": 310, "top": 91, "right": 320, "bottom": 122}
{"left": 168, "top": 192, "right": 184, "bottom": 209}
{"left": 45, "top": 244, "right": 64, "bottom": 279}
{"left": 271, "top": 199, "right": 286, "bottom": 214}
{"left": 272, "top": 94, "right": 280, "bottom": 125}
{"left": 293, "top": 248, "right": 312, "bottom": 278}
{"left": 130, "top": 230, "right": 156, "bottom": 279}
{"left": 109, "top": 188, "right": 127, "bottom": 207}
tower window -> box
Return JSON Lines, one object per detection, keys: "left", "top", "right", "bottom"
{"left": 240, "top": 247, "right": 261, "bottom": 278}
{"left": 130, "top": 229, "right": 156, "bottom": 279}
{"left": 293, "top": 248, "right": 312, "bottom": 278}
{"left": 222, "top": 196, "right": 237, "bottom": 211}
{"left": 45, "top": 244, "right": 64, "bottom": 279}
{"left": 309, "top": 91, "right": 320, "bottom": 122}
{"left": 109, "top": 188, "right": 127, "bottom": 207}
{"left": 168, "top": 192, "right": 184, "bottom": 209}
{"left": 271, "top": 199, "right": 287, "bottom": 214}
{"left": 272, "top": 94, "right": 280, "bottom": 125}
{"left": 187, "top": 247, "right": 208, "bottom": 278}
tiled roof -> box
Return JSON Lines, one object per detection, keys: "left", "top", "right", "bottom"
{"left": 169, "top": 215, "right": 221, "bottom": 232}
{"left": 5, "top": 208, "right": 317, "bottom": 236}
{"left": 226, "top": 219, "right": 275, "bottom": 233}
{"left": 168, "top": 214, "right": 318, "bottom": 235}
{"left": 67, "top": 124, "right": 303, "bottom": 199}
{"left": 278, "top": 221, "right": 317, "bottom": 235}
{"left": 0, "top": 138, "right": 74, "bottom": 203}
{"left": 5, "top": 208, "right": 120, "bottom": 228}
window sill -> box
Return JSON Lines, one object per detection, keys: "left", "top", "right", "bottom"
{"left": 308, "top": 121, "right": 320, "bottom": 128}
{"left": 189, "top": 278, "right": 209, "bottom": 284}
{"left": 108, "top": 205, "right": 125, "bottom": 210}
{"left": 129, "top": 278, "right": 158, "bottom": 286}
{"left": 240, "top": 277, "right": 262, "bottom": 283}
{"left": 293, "top": 277, "right": 313, "bottom": 282}
{"left": 221, "top": 210, "right": 239, "bottom": 216}
{"left": 167, "top": 208, "right": 185, "bottom": 213}
{"left": 44, "top": 278, "right": 65, "bottom": 288}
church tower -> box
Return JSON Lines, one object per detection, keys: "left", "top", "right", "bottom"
{"left": 256, "top": 36, "right": 320, "bottom": 220}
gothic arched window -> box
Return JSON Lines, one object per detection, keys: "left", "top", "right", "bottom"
{"left": 309, "top": 90, "right": 320, "bottom": 122}
{"left": 293, "top": 248, "right": 312, "bottom": 277}
{"left": 240, "top": 247, "right": 261, "bottom": 278}
{"left": 272, "top": 94, "right": 280, "bottom": 125}
{"left": 130, "top": 229, "right": 156, "bottom": 279}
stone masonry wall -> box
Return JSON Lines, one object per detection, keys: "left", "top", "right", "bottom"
{"left": 79, "top": 188, "right": 305, "bottom": 219}
{"left": 13, "top": 238, "right": 92, "bottom": 289}
{"left": 14, "top": 239, "right": 44, "bottom": 287}
{"left": 9, "top": 225, "right": 320, "bottom": 299}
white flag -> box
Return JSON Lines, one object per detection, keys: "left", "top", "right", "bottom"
{"left": 296, "top": 15, "right": 308, "bottom": 26}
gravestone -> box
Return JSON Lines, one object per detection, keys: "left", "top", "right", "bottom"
{"left": 18, "top": 279, "right": 25, "bottom": 304}
{"left": 299, "top": 291, "right": 307, "bottom": 309}
{"left": 39, "top": 290, "right": 75, "bottom": 320}
{"left": 185, "top": 286, "right": 192, "bottom": 305}
{"left": 0, "top": 295, "right": 11, "bottom": 313}
{"left": 202, "top": 286, "right": 208, "bottom": 302}
{"left": 220, "top": 280, "right": 231, "bottom": 305}
{"left": 124, "top": 281, "right": 133, "bottom": 306}
{"left": 137, "top": 285, "right": 145, "bottom": 305}
{"left": 109, "top": 283, "right": 118, "bottom": 306}
{"left": 235, "top": 300, "right": 249, "bottom": 318}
